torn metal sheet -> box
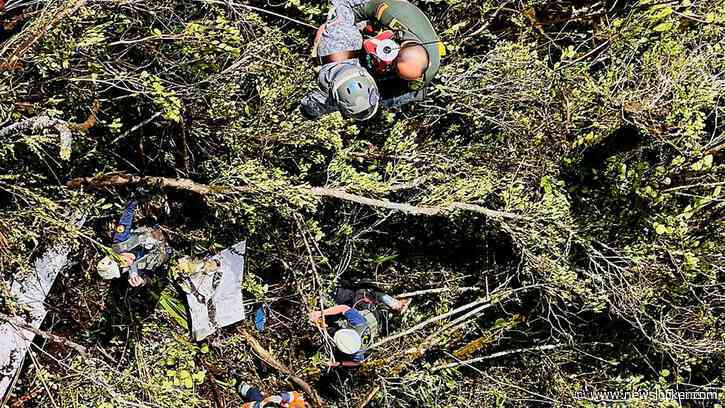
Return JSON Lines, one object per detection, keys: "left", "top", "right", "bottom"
{"left": 184, "top": 241, "right": 246, "bottom": 341}
{"left": 0, "top": 216, "right": 84, "bottom": 404}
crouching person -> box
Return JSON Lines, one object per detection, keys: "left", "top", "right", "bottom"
{"left": 237, "top": 383, "right": 306, "bottom": 408}
{"left": 308, "top": 285, "right": 410, "bottom": 367}
{"left": 96, "top": 199, "right": 171, "bottom": 287}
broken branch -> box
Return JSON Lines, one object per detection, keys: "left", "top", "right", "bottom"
{"left": 356, "top": 385, "right": 381, "bottom": 408}
{"left": 66, "top": 173, "right": 526, "bottom": 220}
{"left": 0, "top": 115, "right": 71, "bottom": 138}
{"left": 66, "top": 173, "right": 224, "bottom": 195}
{"left": 0, "top": 0, "right": 87, "bottom": 70}
{"left": 238, "top": 328, "right": 324, "bottom": 408}
{"left": 309, "top": 187, "right": 526, "bottom": 220}
{"left": 0, "top": 313, "right": 89, "bottom": 359}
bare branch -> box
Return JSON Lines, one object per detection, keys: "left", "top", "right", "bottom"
{"left": 0, "top": 313, "right": 89, "bottom": 359}
{"left": 432, "top": 344, "right": 564, "bottom": 371}
{"left": 65, "top": 173, "right": 526, "bottom": 221}
{"left": 237, "top": 327, "right": 324, "bottom": 408}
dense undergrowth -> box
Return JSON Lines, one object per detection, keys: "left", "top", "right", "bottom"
{"left": 0, "top": 0, "right": 724, "bottom": 406}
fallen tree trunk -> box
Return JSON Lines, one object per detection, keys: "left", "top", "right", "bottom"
{"left": 66, "top": 173, "right": 525, "bottom": 220}
{"left": 238, "top": 328, "right": 324, "bottom": 408}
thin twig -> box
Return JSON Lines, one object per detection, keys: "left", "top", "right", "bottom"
{"left": 0, "top": 313, "right": 89, "bottom": 359}
{"left": 432, "top": 344, "right": 564, "bottom": 371}
{"left": 396, "top": 286, "right": 481, "bottom": 298}
{"left": 356, "top": 385, "right": 381, "bottom": 408}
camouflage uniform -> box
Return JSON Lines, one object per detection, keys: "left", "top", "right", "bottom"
{"left": 112, "top": 200, "right": 171, "bottom": 280}
{"left": 299, "top": 0, "right": 373, "bottom": 119}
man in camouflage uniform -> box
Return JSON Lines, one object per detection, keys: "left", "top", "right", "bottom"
{"left": 96, "top": 199, "right": 171, "bottom": 287}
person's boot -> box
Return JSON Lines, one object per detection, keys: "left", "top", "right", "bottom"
{"left": 237, "top": 383, "right": 264, "bottom": 402}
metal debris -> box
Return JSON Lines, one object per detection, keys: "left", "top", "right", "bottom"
{"left": 184, "top": 241, "right": 246, "bottom": 341}
{"left": 0, "top": 216, "right": 84, "bottom": 404}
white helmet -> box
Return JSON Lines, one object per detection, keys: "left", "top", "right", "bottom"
{"left": 334, "top": 329, "right": 362, "bottom": 354}
{"left": 97, "top": 256, "right": 121, "bottom": 280}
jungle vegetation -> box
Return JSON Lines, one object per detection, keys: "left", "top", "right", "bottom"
{"left": 0, "top": 0, "right": 724, "bottom": 406}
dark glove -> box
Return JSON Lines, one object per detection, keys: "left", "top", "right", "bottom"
{"left": 299, "top": 103, "right": 317, "bottom": 120}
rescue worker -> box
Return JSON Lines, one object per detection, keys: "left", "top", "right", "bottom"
{"left": 299, "top": 0, "right": 381, "bottom": 121}
{"left": 313, "top": 0, "right": 445, "bottom": 111}
{"left": 308, "top": 284, "right": 410, "bottom": 367}
{"left": 236, "top": 382, "right": 306, "bottom": 408}
{"left": 96, "top": 199, "right": 171, "bottom": 287}
{"left": 357, "top": 0, "right": 445, "bottom": 107}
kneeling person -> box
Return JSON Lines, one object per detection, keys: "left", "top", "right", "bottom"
{"left": 237, "top": 383, "right": 306, "bottom": 408}
{"left": 308, "top": 285, "right": 409, "bottom": 367}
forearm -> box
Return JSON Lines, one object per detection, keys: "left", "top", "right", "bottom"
{"left": 322, "top": 304, "right": 351, "bottom": 316}
{"left": 128, "top": 261, "right": 140, "bottom": 277}
{"left": 381, "top": 89, "right": 424, "bottom": 108}
{"left": 329, "top": 359, "right": 362, "bottom": 368}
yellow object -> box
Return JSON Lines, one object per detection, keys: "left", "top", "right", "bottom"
{"left": 203, "top": 259, "right": 219, "bottom": 273}
{"left": 375, "top": 3, "right": 389, "bottom": 19}
{"left": 176, "top": 256, "right": 204, "bottom": 275}
{"left": 389, "top": 18, "right": 404, "bottom": 31}
{"left": 437, "top": 41, "right": 446, "bottom": 57}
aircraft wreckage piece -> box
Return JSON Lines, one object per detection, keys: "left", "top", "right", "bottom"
{"left": 182, "top": 241, "right": 246, "bottom": 341}
{"left": 0, "top": 216, "right": 84, "bottom": 404}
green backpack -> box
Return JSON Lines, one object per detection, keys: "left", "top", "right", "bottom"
{"left": 336, "top": 308, "right": 380, "bottom": 349}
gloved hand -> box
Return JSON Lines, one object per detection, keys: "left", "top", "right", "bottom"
{"left": 128, "top": 272, "right": 145, "bottom": 287}
{"left": 361, "top": 22, "right": 376, "bottom": 35}
{"left": 299, "top": 103, "right": 317, "bottom": 120}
